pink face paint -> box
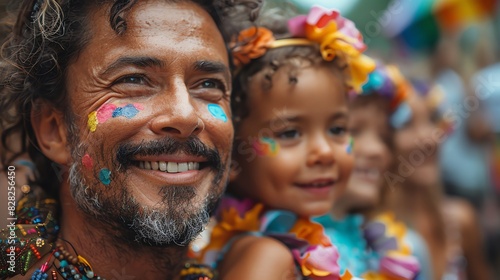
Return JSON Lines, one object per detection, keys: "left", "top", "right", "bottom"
{"left": 133, "top": 103, "right": 144, "bottom": 110}
{"left": 82, "top": 154, "right": 93, "bottom": 170}
{"left": 90, "top": 103, "right": 144, "bottom": 132}
{"left": 96, "top": 104, "right": 117, "bottom": 123}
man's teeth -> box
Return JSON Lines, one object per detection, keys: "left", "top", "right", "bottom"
{"left": 138, "top": 161, "right": 200, "bottom": 173}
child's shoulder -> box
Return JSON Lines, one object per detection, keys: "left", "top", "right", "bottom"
{"left": 218, "top": 235, "right": 297, "bottom": 280}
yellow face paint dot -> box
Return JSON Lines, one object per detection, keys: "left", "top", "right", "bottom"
{"left": 87, "top": 111, "right": 98, "bottom": 132}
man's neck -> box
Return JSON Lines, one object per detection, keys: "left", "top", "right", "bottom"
{"left": 58, "top": 187, "right": 188, "bottom": 279}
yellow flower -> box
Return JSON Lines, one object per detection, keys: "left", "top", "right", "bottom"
{"left": 201, "top": 203, "right": 263, "bottom": 256}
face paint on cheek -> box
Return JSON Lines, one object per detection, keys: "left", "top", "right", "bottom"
{"left": 87, "top": 111, "right": 98, "bottom": 132}
{"left": 112, "top": 103, "right": 142, "bottom": 119}
{"left": 99, "top": 168, "right": 111, "bottom": 186}
{"left": 82, "top": 154, "right": 93, "bottom": 170}
{"left": 346, "top": 137, "right": 354, "bottom": 154}
{"left": 252, "top": 137, "right": 280, "bottom": 157}
{"left": 88, "top": 103, "right": 144, "bottom": 132}
{"left": 208, "top": 104, "right": 227, "bottom": 122}
{"left": 97, "top": 103, "right": 117, "bottom": 123}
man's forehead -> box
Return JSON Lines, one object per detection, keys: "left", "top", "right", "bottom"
{"left": 78, "top": 0, "right": 228, "bottom": 70}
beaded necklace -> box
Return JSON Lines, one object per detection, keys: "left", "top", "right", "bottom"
{"left": 0, "top": 186, "right": 215, "bottom": 280}
{"left": 30, "top": 241, "right": 215, "bottom": 280}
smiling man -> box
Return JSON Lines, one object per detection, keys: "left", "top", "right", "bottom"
{"left": 0, "top": 0, "right": 259, "bottom": 278}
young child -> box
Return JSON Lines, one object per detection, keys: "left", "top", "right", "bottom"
{"left": 315, "top": 64, "right": 427, "bottom": 280}
{"left": 198, "top": 6, "right": 375, "bottom": 280}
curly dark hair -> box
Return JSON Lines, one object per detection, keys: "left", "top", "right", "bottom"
{"left": 0, "top": 0, "right": 262, "bottom": 197}
{"left": 230, "top": 10, "right": 350, "bottom": 128}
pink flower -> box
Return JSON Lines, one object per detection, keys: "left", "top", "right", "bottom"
{"left": 216, "top": 197, "right": 256, "bottom": 219}
{"left": 293, "top": 245, "right": 341, "bottom": 280}
{"left": 379, "top": 252, "right": 420, "bottom": 279}
{"left": 287, "top": 5, "right": 375, "bottom": 93}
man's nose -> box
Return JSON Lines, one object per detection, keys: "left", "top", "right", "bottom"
{"left": 150, "top": 82, "right": 204, "bottom": 138}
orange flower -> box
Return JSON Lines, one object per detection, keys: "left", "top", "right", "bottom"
{"left": 290, "top": 218, "right": 331, "bottom": 246}
{"left": 200, "top": 203, "right": 263, "bottom": 261}
{"left": 231, "top": 27, "right": 275, "bottom": 67}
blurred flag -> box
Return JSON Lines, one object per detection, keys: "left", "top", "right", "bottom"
{"left": 382, "top": 0, "right": 498, "bottom": 52}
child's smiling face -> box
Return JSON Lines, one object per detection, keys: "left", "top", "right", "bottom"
{"left": 230, "top": 64, "right": 353, "bottom": 216}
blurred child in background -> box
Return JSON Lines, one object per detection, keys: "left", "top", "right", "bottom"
{"left": 316, "top": 64, "right": 429, "bottom": 280}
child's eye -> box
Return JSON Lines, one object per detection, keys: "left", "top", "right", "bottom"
{"left": 329, "top": 126, "right": 347, "bottom": 136}
{"left": 276, "top": 129, "right": 300, "bottom": 139}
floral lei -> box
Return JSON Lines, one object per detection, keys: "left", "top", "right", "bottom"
{"left": 231, "top": 5, "right": 376, "bottom": 93}
{"left": 362, "top": 212, "right": 421, "bottom": 280}
{"left": 198, "top": 196, "right": 353, "bottom": 280}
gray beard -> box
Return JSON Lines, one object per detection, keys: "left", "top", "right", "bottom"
{"left": 67, "top": 151, "right": 220, "bottom": 246}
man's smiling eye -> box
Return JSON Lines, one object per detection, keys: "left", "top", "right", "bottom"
{"left": 199, "top": 79, "right": 226, "bottom": 91}
{"left": 115, "top": 75, "right": 147, "bottom": 85}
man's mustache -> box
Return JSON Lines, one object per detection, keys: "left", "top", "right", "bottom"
{"left": 115, "top": 136, "right": 222, "bottom": 171}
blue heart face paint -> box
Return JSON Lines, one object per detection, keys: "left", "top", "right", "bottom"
{"left": 208, "top": 104, "right": 227, "bottom": 122}
{"left": 99, "top": 168, "right": 111, "bottom": 186}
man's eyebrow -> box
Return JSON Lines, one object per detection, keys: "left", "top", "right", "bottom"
{"left": 101, "top": 56, "right": 165, "bottom": 76}
{"left": 193, "top": 60, "right": 230, "bottom": 81}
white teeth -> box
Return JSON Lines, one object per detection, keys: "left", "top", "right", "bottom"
{"left": 178, "top": 163, "right": 188, "bottom": 172}
{"left": 159, "top": 161, "right": 167, "bottom": 171}
{"left": 151, "top": 161, "right": 159, "bottom": 170}
{"left": 139, "top": 161, "right": 201, "bottom": 173}
{"left": 167, "top": 162, "right": 178, "bottom": 173}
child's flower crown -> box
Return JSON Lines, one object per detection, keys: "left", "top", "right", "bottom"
{"left": 358, "top": 63, "right": 414, "bottom": 129}
{"left": 231, "top": 5, "right": 376, "bottom": 93}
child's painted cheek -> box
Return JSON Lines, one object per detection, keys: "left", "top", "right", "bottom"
{"left": 346, "top": 136, "right": 354, "bottom": 154}
{"left": 87, "top": 103, "right": 144, "bottom": 132}
{"left": 252, "top": 137, "right": 280, "bottom": 157}
{"left": 207, "top": 104, "right": 228, "bottom": 122}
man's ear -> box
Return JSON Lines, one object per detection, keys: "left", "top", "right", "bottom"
{"left": 31, "top": 101, "right": 71, "bottom": 165}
